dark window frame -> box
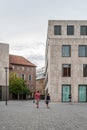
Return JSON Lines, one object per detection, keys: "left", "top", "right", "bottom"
{"left": 62, "top": 45, "right": 71, "bottom": 57}
{"left": 78, "top": 45, "right": 87, "bottom": 57}
{"left": 21, "top": 74, "right": 25, "bottom": 80}
{"left": 67, "top": 25, "right": 74, "bottom": 35}
{"left": 80, "top": 26, "right": 87, "bottom": 35}
{"left": 54, "top": 25, "right": 61, "bottom": 35}
{"left": 83, "top": 64, "right": 87, "bottom": 77}
{"left": 29, "top": 75, "right": 32, "bottom": 81}
{"left": 62, "top": 64, "right": 71, "bottom": 77}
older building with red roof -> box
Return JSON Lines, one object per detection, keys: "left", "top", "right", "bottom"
{"left": 9, "top": 54, "right": 36, "bottom": 100}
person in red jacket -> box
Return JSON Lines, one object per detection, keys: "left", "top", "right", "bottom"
{"left": 35, "top": 91, "right": 40, "bottom": 108}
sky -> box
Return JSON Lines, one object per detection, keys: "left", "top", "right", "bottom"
{"left": 0, "top": 0, "right": 87, "bottom": 68}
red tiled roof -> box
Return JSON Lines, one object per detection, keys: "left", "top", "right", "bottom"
{"left": 9, "top": 54, "right": 36, "bottom": 67}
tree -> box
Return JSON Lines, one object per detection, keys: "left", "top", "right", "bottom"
{"left": 9, "top": 72, "right": 30, "bottom": 100}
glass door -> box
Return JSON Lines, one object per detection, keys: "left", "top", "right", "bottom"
{"left": 78, "top": 85, "right": 86, "bottom": 102}
{"left": 62, "top": 85, "right": 71, "bottom": 102}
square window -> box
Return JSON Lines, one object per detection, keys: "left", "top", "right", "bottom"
{"left": 22, "top": 67, "right": 24, "bottom": 70}
{"left": 17, "top": 66, "right": 20, "bottom": 70}
{"left": 54, "top": 25, "right": 61, "bottom": 35}
{"left": 27, "top": 67, "right": 29, "bottom": 71}
{"left": 62, "top": 45, "right": 71, "bottom": 57}
{"left": 80, "top": 26, "right": 87, "bottom": 35}
{"left": 67, "top": 26, "right": 74, "bottom": 35}
{"left": 78, "top": 45, "right": 87, "bottom": 57}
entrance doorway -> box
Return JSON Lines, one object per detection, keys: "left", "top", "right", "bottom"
{"left": 78, "top": 85, "right": 87, "bottom": 102}
{"left": 62, "top": 85, "right": 71, "bottom": 102}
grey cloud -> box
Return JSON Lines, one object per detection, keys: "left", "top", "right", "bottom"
{"left": 27, "top": 55, "right": 45, "bottom": 68}
{"left": 28, "top": 55, "right": 45, "bottom": 61}
{"left": 9, "top": 42, "right": 45, "bottom": 68}
{"left": 10, "top": 42, "right": 45, "bottom": 51}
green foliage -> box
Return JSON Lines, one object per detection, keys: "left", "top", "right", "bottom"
{"left": 9, "top": 72, "right": 30, "bottom": 95}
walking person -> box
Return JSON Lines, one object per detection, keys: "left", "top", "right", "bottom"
{"left": 46, "top": 93, "right": 50, "bottom": 108}
{"left": 35, "top": 91, "right": 40, "bottom": 108}
{"left": 68, "top": 94, "right": 72, "bottom": 104}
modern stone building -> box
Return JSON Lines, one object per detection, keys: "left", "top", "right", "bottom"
{"left": 45, "top": 20, "right": 87, "bottom": 102}
{"left": 0, "top": 43, "right": 9, "bottom": 101}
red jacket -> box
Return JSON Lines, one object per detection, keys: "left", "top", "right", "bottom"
{"left": 35, "top": 92, "right": 40, "bottom": 100}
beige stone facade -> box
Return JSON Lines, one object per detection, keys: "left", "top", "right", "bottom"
{"left": 45, "top": 20, "right": 87, "bottom": 102}
{"left": 0, "top": 43, "right": 9, "bottom": 101}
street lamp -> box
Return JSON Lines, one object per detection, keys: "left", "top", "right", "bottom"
{"left": 4, "top": 67, "right": 12, "bottom": 106}
{"left": 4, "top": 67, "right": 8, "bottom": 106}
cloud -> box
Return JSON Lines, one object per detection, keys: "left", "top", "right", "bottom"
{"left": 28, "top": 55, "right": 45, "bottom": 68}
{"left": 9, "top": 42, "right": 45, "bottom": 68}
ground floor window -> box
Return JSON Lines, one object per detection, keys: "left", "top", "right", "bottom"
{"left": 62, "top": 85, "right": 71, "bottom": 102}
{"left": 61, "top": 85, "right": 87, "bottom": 102}
{"left": 78, "top": 85, "right": 87, "bottom": 102}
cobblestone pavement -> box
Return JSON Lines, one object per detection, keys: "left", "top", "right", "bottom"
{"left": 0, "top": 101, "right": 87, "bottom": 130}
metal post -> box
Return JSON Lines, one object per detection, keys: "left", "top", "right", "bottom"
{"left": 4, "top": 67, "right": 8, "bottom": 106}
{"left": 22, "top": 86, "right": 23, "bottom": 100}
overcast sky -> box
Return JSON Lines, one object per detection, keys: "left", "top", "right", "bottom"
{"left": 0, "top": 0, "right": 87, "bottom": 68}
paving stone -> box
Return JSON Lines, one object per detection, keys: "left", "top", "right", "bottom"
{"left": 0, "top": 101, "right": 87, "bottom": 130}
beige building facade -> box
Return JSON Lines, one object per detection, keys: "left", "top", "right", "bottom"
{"left": 45, "top": 20, "right": 87, "bottom": 102}
{"left": 0, "top": 43, "right": 9, "bottom": 101}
